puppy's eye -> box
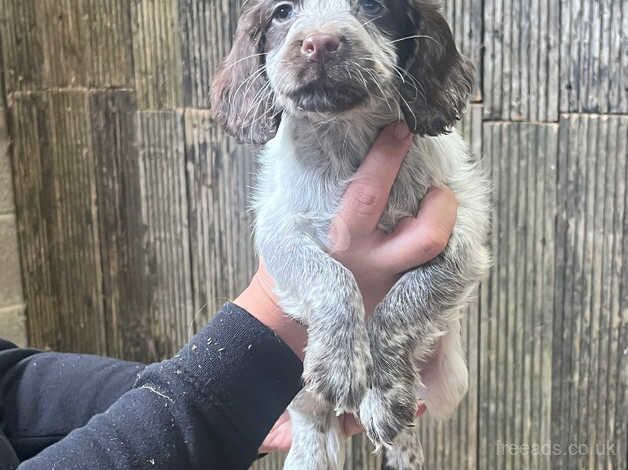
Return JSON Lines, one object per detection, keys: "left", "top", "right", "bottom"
{"left": 273, "top": 2, "right": 294, "bottom": 22}
{"left": 359, "top": 0, "right": 383, "bottom": 15}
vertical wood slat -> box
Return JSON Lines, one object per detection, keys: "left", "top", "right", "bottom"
{"left": 10, "top": 91, "right": 107, "bottom": 354}
{"left": 442, "top": 0, "right": 483, "bottom": 102}
{"left": 2, "top": 2, "right": 627, "bottom": 470}
{"left": 483, "top": 0, "right": 560, "bottom": 121}
{"left": 86, "top": 0, "right": 134, "bottom": 88}
{"left": 184, "top": 110, "right": 256, "bottom": 328}
{"left": 479, "top": 121, "right": 558, "bottom": 469}
{"left": 48, "top": 91, "right": 107, "bottom": 354}
{"left": 136, "top": 111, "right": 194, "bottom": 359}
{"left": 560, "top": 0, "right": 627, "bottom": 114}
{"left": 9, "top": 93, "right": 58, "bottom": 349}
{"left": 0, "top": 0, "right": 46, "bottom": 92}
{"left": 132, "top": 0, "right": 183, "bottom": 110}
{"left": 0, "top": 0, "right": 134, "bottom": 92}
{"left": 552, "top": 114, "right": 627, "bottom": 469}
{"left": 39, "top": 0, "right": 92, "bottom": 89}
{"left": 89, "top": 90, "right": 153, "bottom": 361}
{"left": 179, "top": 0, "right": 239, "bottom": 108}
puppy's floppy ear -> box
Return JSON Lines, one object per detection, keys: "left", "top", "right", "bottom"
{"left": 211, "top": 5, "right": 280, "bottom": 145}
{"left": 399, "top": 2, "right": 475, "bottom": 136}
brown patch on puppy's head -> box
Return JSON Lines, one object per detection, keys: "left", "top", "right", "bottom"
{"left": 210, "top": 2, "right": 282, "bottom": 145}
{"left": 398, "top": 1, "right": 475, "bottom": 136}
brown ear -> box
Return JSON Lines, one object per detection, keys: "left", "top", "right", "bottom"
{"left": 400, "top": 2, "right": 475, "bottom": 136}
{"left": 211, "top": 6, "right": 281, "bottom": 145}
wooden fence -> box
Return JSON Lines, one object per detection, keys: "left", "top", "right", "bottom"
{"left": 0, "top": 1, "right": 626, "bottom": 468}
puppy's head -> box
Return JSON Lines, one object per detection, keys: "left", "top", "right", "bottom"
{"left": 211, "top": 0, "right": 474, "bottom": 144}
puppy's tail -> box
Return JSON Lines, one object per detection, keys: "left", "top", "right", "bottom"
{"left": 417, "top": 319, "right": 469, "bottom": 420}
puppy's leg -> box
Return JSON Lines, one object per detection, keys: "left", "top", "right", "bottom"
{"left": 384, "top": 427, "right": 424, "bottom": 470}
{"left": 382, "top": 322, "right": 467, "bottom": 469}
{"left": 259, "top": 229, "right": 371, "bottom": 412}
{"left": 284, "top": 391, "right": 346, "bottom": 470}
{"left": 360, "top": 246, "right": 486, "bottom": 447}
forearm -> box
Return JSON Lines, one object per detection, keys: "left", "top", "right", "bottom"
{"left": 14, "top": 303, "right": 302, "bottom": 470}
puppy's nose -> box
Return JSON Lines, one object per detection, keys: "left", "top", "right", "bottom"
{"left": 301, "top": 34, "right": 341, "bottom": 62}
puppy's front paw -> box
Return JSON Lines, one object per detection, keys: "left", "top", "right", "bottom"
{"left": 359, "top": 388, "right": 417, "bottom": 449}
{"left": 303, "top": 327, "right": 372, "bottom": 413}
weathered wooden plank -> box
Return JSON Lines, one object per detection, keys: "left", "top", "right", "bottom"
{"left": 483, "top": 0, "right": 502, "bottom": 120}
{"left": 10, "top": 91, "right": 107, "bottom": 353}
{"left": 616, "top": 116, "right": 628, "bottom": 470}
{"left": 478, "top": 121, "right": 496, "bottom": 470}
{"left": 610, "top": 115, "right": 627, "bottom": 470}
{"left": 184, "top": 109, "right": 256, "bottom": 328}
{"left": 132, "top": 0, "right": 183, "bottom": 110}
{"left": 560, "top": 0, "right": 627, "bottom": 114}
{"left": 46, "top": 91, "right": 107, "bottom": 354}
{"left": 442, "top": 0, "right": 483, "bottom": 102}
{"left": 88, "top": 90, "right": 153, "bottom": 361}
{"left": 0, "top": 0, "right": 133, "bottom": 91}
{"left": 86, "top": 0, "right": 134, "bottom": 88}
{"left": 483, "top": 0, "right": 560, "bottom": 121}
{"left": 0, "top": 87, "right": 13, "bottom": 215}
{"left": 0, "top": 0, "right": 46, "bottom": 92}
{"left": 39, "top": 0, "right": 92, "bottom": 88}
{"left": 8, "top": 93, "right": 58, "bottom": 349}
{"left": 0, "top": 213, "right": 23, "bottom": 309}
{"left": 552, "top": 114, "right": 628, "bottom": 469}
{"left": 478, "top": 121, "right": 558, "bottom": 469}
{"left": 136, "top": 111, "right": 194, "bottom": 359}
{"left": 179, "top": 0, "right": 239, "bottom": 108}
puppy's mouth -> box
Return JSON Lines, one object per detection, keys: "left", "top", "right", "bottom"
{"left": 287, "top": 78, "right": 369, "bottom": 113}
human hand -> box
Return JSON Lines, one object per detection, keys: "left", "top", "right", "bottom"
{"left": 328, "top": 122, "right": 458, "bottom": 315}
{"left": 260, "top": 404, "right": 427, "bottom": 453}
{"left": 235, "top": 121, "right": 459, "bottom": 360}
{"left": 236, "top": 121, "right": 458, "bottom": 453}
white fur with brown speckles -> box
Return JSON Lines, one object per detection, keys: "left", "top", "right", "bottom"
{"left": 214, "top": 1, "right": 491, "bottom": 468}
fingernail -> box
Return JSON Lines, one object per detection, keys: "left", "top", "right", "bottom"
{"left": 393, "top": 121, "right": 410, "bottom": 140}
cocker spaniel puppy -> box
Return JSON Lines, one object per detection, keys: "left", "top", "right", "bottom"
{"left": 212, "top": 1, "right": 490, "bottom": 468}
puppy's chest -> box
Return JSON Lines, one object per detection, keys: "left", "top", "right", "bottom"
{"left": 257, "top": 145, "right": 432, "bottom": 244}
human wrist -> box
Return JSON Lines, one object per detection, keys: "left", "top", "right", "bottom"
{"left": 234, "top": 271, "right": 307, "bottom": 361}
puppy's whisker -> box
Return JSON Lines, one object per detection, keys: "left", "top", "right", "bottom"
{"left": 361, "top": 15, "right": 384, "bottom": 27}
{"left": 224, "top": 52, "right": 268, "bottom": 69}
{"left": 389, "top": 34, "right": 443, "bottom": 48}
{"left": 229, "top": 64, "right": 267, "bottom": 109}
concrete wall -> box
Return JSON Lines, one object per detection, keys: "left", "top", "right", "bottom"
{"left": 0, "top": 90, "right": 26, "bottom": 346}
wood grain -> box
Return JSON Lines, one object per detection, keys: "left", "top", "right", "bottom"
{"left": 483, "top": 0, "right": 560, "bottom": 121}
{"left": 89, "top": 90, "right": 152, "bottom": 361}
{"left": 0, "top": 0, "right": 46, "bottom": 92}
{"left": 479, "top": 121, "right": 559, "bottom": 469}
{"left": 559, "top": 0, "right": 627, "bottom": 114}
{"left": 10, "top": 91, "right": 107, "bottom": 354}
{"left": 1, "top": 1, "right": 626, "bottom": 469}
{"left": 442, "top": 0, "right": 483, "bottom": 102}
{"left": 135, "top": 110, "right": 195, "bottom": 359}
{"left": 552, "top": 114, "right": 627, "bottom": 469}
{"left": 132, "top": 0, "right": 183, "bottom": 109}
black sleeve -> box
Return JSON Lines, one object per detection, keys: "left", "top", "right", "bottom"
{"left": 1, "top": 303, "right": 303, "bottom": 470}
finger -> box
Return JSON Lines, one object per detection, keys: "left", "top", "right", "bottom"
{"left": 333, "top": 122, "right": 413, "bottom": 244}
{"left": 259, "top": 411, "right": 292, "bottom": 453}
{"left": 373, "top": 187, "right": 458, "bottom": 272}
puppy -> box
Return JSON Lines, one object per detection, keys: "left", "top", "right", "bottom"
{"left": 211, "top": 1, "right": 490, "bottom": 468}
